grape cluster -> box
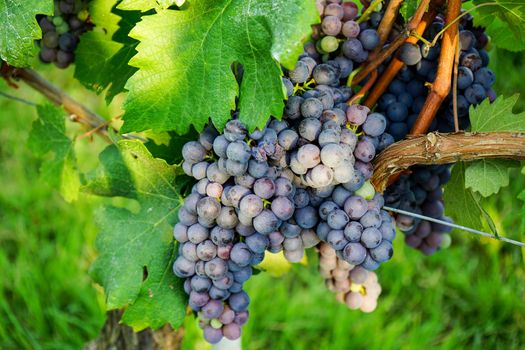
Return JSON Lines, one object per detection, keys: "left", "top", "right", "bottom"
{"left": 379, "top": 13, "right": 495, "bottom": 140}
{"left": 37, "top": 0, "right": 92, "bottom": 68}
{"left": 384, "top": 165, "right": 452, "bottom": 255}
{"left": 175, "top": 117, "right": 329, "bottom": 343}
{"left": 174, "top": 191, "right": 251, "bottom": 343}
{"left": 174, "top": 22, "right": 398, "bottom": 346}
{"left": 375, "top": 15, "right": 495, "bottom": 254}
{"left": 318, "top": 242, "right": 381, "bottom": 312}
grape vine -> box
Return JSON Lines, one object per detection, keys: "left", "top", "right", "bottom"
{"left": 1, "top": 0, "right": 525, "bottom": 348}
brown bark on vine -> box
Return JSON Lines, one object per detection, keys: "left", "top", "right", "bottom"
{"left": 1, "top": 65, "right": 143, "bottom": 142}
{"left": 410, "top": 0, "right": 461, "bottom": 134}
{"left": 371, "top": 132, "right": 525, "bottom": 192}
{"left": 83, "top": 310, "right": 184, "bottom": 350}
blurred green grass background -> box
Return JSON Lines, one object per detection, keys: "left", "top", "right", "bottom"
{"left": 0, "top": 51, "right": 524, "bottom": 349}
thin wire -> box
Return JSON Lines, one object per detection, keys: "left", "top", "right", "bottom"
{"left": 0, "top": 91, "right": 37, "bottom": 106}
{"left": 383, "top": 206, "right": 525, "bottom": 248}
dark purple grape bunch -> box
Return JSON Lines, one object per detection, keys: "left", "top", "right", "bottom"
{"left": 384, "top": 165, "right": 452, "bottom": 255}
{"left": 382, "top": 14, "right": 495, "bottom": 139}
{"left": 36, "top": 0, "right": 93, "bottom": 68}
{"left": 375, "top": 14, "right": 495, "bottom": 256}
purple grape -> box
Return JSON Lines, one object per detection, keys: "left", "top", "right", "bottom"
{"left": 191, "top": 275, "right": 212, "bottom": 293}
{"left": 359, "top": 29, "right": 380, "bottom": 50}
{"left": 399, "top": 43, "right": 422, "bottom": 65}
{"left": 342, "top": 20, "right": 360, "bottom": 38}
{"left": 344, "top": 196, "right": 368, "bottom": 219}
{"left": 223, "top": 323, "right": 242, "bottom": 340}
{"left": 342, "top": 243, "right": 366, "bottom": 265}
{"left": 239, "top": 194, "right": 264, "bottom": 218}
{"left": 344, "top": 221, "right": 363, "bottom": 242}
{"left": 245, "top": 233, "right": 269, "bottom": 254}
{"left": 230, "top": 243, "right": 253, "bottom": 267}
{"left": 229, "top": 291, "right": 250, "bottom": 312}
{"left": 173, "top": 256, "right": 195, "bottom": 278}
{"left": 321, "top": 15, "right": 342, "bottom": 36}
{"left": 253, "top": 178, "right": 276, "bottom": 199}
{"left": 253, "top": 209, "right": 281, "bottom": 234}
{"left": 271, "top": 196, "right": 295, "bottom": 220}
{"left": 361, "top": 227, "right": 382, "bottom": 248}
{"left": 203, "top": 326, "right": 223, "bottom": 344}
{"left": 205, "top": 258, "right": 228, "bottom": 280}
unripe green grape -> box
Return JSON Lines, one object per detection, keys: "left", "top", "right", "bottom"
{"left": 52, "top": 16, "right": 64, "bottom": 26}
{"left": 355, "top": 181, "right": 375, "bottom": 200}
{"left": 210, "top": 318, "right": 223, "bottom": 329}
{"left": 56, "top": 22, "right": 70, "bottom": 34}
{"left": 320, "top": 36, "right": 339, "bottom": 53}
{"left": 440, "top": 233, "right": 452, "bottom": 249}
{"left": 77, "top": 9, "right": 89, "bottom": 21}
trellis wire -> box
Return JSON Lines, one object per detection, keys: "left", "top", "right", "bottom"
{"left": 383, "top": 206, "right": 525, "bottom": 248}
{"left": 0, "top": 91, "right": 36, "bottom": 106}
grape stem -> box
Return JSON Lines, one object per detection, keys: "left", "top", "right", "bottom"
{"left": 371, "top": 131, "right": 525, "bottom": 192}
{"left": 410, "top": 0, "right": 461, "bottom": 135}
{"left": 347, "top": 69, "right": 378, "bottom": 105}
{"left": 452, "top": 34, "right": 460, "bottom": 132}
{"left": 1, "top": 65, "right": 143, "bottom": 143}
{"left": 363, "top": 10, "right": 437, "bottom": 108}
{"left": 357, "top": 0, "right": 384, "bottom": 24}
{"left": 352, "top": 0, "right": 435, "bottom": 86}
{"left": 371, "top": 0, "right": 404, "bottom": 58}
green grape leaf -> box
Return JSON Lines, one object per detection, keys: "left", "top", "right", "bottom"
{"left": 118, "top": 0, "right": 185, "bottom": 11}
{"left": 465, "top": 95, "right": 525, "bottom": 197}
{"left": 399, "top": 0, "right": 420, "bottom": 22}
{"left": 121, "top": 244, "right": 185, "bottom": 331}
{"left": 0, "top": 0, "right": 53, "bottom": 66}
{"left": 444, "top": 162, "right": 493, "bottom": 232}
{"left": 84, "top": 140, "right": 186, "bottom": 330}
{"left": 472, "top": 0, "right": 525, "bottom": 52}
{"left": 121, "top": 0, "right": 319, "bottom": 134}
{"left": 28, "top": 104, "right": 80, "bottom": 202}
{"left": 470, "top": 94, "right": 525, "bottom": 132}
{"left": 144, "top": 128, "right": 199, "bottom": 165}
{"left": 74, "top": 0, "right": 139, "bottom": 102}
{"left": 464, "top": 159, "right": 520, "bottom": 197}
